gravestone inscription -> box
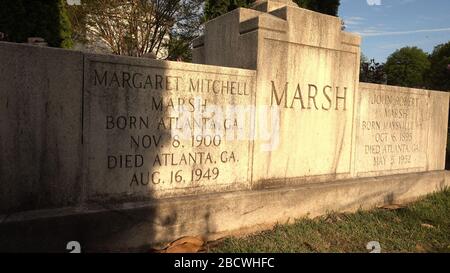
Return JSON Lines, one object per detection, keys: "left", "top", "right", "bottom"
{"left": 83, "top": 55, "right": 256, "bottom": 200}
{"left": 356, "top": 87, "right": 429, "bottom": 176}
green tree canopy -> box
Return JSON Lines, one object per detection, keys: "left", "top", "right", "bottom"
{"left": 426, "top": 41, "right": 450, "bottom": 91}
{"left": 205, "top": 0, "right": 340, "bottom": 21}
{"left": 384, "top": 46, "right": 430, "bottom": 88}
{"left": 167, "top": 0, "right": 204, "bottom": 61}
{"left": 0, "top": 0, "right": 73, "bottom": 48}
{"left": 205, "top": 0, "right": 251, "bottom": 21}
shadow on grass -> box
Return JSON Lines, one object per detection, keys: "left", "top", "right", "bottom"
{"left": 210, "top": 189, "right": 450, "bottom": 253}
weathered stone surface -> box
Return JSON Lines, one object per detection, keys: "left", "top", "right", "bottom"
{"left": 0, "top": 1, "right": 449, "bottom": 252}
{"left": 1, "top": 170, "right": 448, "bottom": 252}
{"left": 194, "top": 2, "right": 361, "bottom": 185}
{"left": 355, "top": 83, "right": 449, "bottom": 177}
{"left": 193, "top": 8, "right": 263, "bottom": 70}
{"left": 252, "top": 0, "right": 299, "bottom": 13}
{"left": 0, "top": 42, "right": 83, "bottom": 213}
{"left": 427, "top": 90, "right": 449, "bottom": 170}
{"left": 83, "top": 54, "right": 256, "bottom": 201}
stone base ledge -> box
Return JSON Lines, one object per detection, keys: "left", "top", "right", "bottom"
{"left": 0, "top": 171, "right": 448, "bottom": 252}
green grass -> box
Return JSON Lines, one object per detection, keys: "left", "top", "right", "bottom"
{"left": 210, "top": 189, "right": 450, "bottom": 253}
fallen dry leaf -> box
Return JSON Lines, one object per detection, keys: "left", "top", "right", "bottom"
{"left": 421, "top": 223, "right": 434, "bottom": 229}
{"left": 381, "top": 204, "right": 405, "bottom": 210}
{"left": 415, "top": 244, "right": 426, "bottom": 252}
{"left": 167, "top": 236, "right": 204, "bottom": 248}
{"left": 154, "top": 236, "right": 205, "bottom": 253}
{"left": 163, "top": 243, "right": 203, "bottom": 253}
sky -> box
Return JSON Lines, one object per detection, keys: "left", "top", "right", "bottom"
{"left": 339, "top": 0, "right": 450, "bottom": 62}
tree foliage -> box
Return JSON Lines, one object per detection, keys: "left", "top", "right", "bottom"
{"left": 167, "top": 0, "right": 204, "bottom": 61}
{"left": 384, "top": 46, "right": 430, "bottom": 88}
{"left": 426, "top": 41, "right": 450, "bottom": 91}
{"left": 0, "top": 0, "right": 73, "bottom": 48}
{"left": 360, "top": 54, "right": 386, "bottom": 84}
{"left": 68, "top": 0, "right": 203, "bottom": 58}
{"left": 205, "top": 0, "right": 251, "bottom": 21}
{"left": 205, "top": 0, "right": 340, "bottom": 21}
{"left": 295, "top": 0, "right": 340, "bottom": 16}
